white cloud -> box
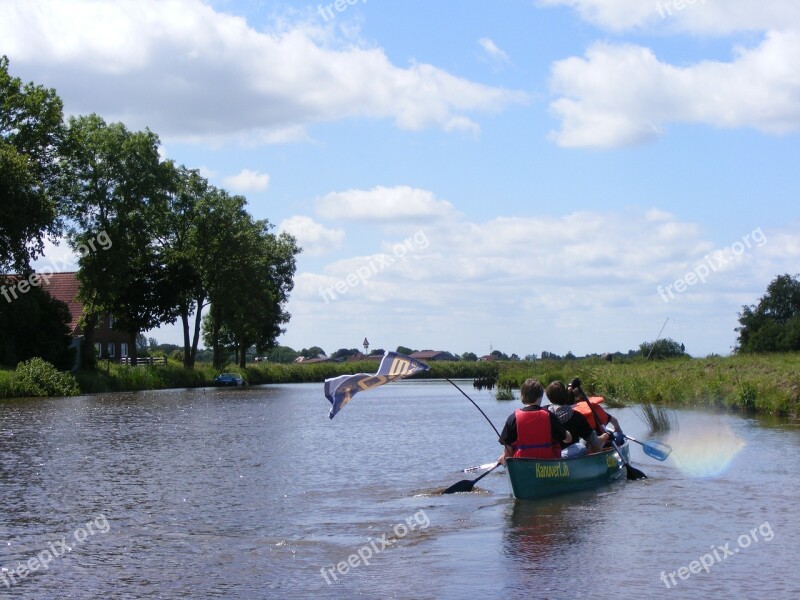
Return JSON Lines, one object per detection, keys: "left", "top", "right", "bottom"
{"left": 278, "top": 216, "right": 344, "bottom": 257}
{"left": 315, "top": 186, "right": 457, "bottom": 222}
{"left": 537, "top": 0, "right": 800, "bottom": 35}
{"left": 284, "top": 205, "right": 800, "bottom": 357}
{"left": 537, "top": 0, "right": 656, "bottom": 32}
{"left": 222, "top": 169, "right": 270, "bottom": 192}
{"left": 549, "top": 33, "right": 800, "bottom": 147}
{"left": 478, "top": 38, "right": 511, "bottom": 65}
{"left": 0, "top": 0, "right": 527, "bottom": 145}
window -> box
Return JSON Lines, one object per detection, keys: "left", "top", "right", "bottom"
{"left": 109, "top": 315, "right": 115, "bottom": 329}
{"left": 94, "top": 342, "right": 102, "bottom": 356}
{"left": 121, "top": 343, "right": 128, "bottom": 358}
{"left": 107, "top": 343, "right": 115, "bottom": 358}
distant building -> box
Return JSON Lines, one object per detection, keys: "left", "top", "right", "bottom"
{"left": 410, "top": 350, "right": 456, "bottom": 362}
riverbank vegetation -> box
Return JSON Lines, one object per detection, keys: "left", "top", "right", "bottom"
{"left": 3, "top": 354, "right": 798, "bottom": 419}
{"left": 495, "top": 353, "right": 800, "bottom": 417}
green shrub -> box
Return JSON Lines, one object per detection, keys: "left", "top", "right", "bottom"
{"left": 12, "top": 358, "right": 80, "bottom": 397}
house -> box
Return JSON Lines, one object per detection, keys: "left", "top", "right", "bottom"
{"left": 410, "top": 350, "right": 456, "bottom": 362}
{"left": 41, "top": 272, "right": 133, "bottom": 363}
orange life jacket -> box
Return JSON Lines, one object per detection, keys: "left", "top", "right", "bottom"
{"left": 513, "top": 409, "right": 560, "bottom": 459}
{"left": 573, "top": 397, "right": 609, "bottom": 432}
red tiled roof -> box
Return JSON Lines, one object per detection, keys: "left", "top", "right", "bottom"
{"left": 41, "top": 272, "right": 83, "bottom": 333}
{"left": 1, "top": 271, "right": 83, "bottom": 333}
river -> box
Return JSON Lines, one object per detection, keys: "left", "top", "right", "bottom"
{"left": 1, "top": 381, "right": 798, "bottom": 599}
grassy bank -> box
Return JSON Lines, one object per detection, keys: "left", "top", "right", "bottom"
{"left": 1, "top": 358, "right": 499, "bottom": 398}
{"left": 496, "top": 354, "right": 800, "bottom": 417}
{"left": 2, "top": 355, "right": 798, "bottom": 418}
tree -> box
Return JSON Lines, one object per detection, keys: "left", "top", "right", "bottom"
{"left": 58, "top": 114, "right": 179, "bottom": 366}
{"left": 736, "top": 274, "right": 800, "bottom": 353}
{"left": 266, "top": 346, "right": 299, "bottom": 363}
{"left": 300, "top": 346, "right": 326, "bottom": 359}
{"left": 202, "top": 218, "right": 299, "bottom": 369}
{"left": 396, "top": 346, "right": 416, "bottom": 355}
{"left": 154, "top": 165, "right": 214, "bottom": 368}
{"left": 540, "top": 351, "right": 562, "bottom": 361}
{"left": 331, "top": 348, "right": 360, "bottom": 360}
{"left": 639, "top": 338, "right": 686, "bottom": 360}
{"left": 0, "top": 56, "right": 64, "bottom": 273}
{"left": 461, "top": 352, "right": 478, "bottom": 362}
{"left": 490, "top": 350, "right": 509, "bottom": 360}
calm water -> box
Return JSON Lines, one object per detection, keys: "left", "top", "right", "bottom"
{"left": 1, "top": 381, "right": 798, "bottom": 599}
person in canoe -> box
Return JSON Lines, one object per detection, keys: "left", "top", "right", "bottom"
{"left": 498, "top": 378, "right": 572, "bottom": 464}
{"left": 567, "top": 378, "right": 625, "bottom": 447}
{"left": 545, "top": 380, "right": 610, "bottom": 458}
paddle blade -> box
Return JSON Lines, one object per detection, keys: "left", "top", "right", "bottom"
{"left": 442, "top": 479, "right": 475, "bottom": 494}
{"left": 626, "top": 465, "right": 648, "bottom": 480}
{"left": 642, "top": 440, "right": 672, "bottom": 461}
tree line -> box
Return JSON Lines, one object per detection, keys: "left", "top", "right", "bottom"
{"left": 1, "top": 56, "right": 299, "bottom": 370}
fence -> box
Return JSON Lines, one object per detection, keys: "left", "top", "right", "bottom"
{"left": 120, "top": 356, "right": 168, "bottom": 366}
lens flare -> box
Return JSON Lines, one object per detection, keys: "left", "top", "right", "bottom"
{"left": 665, "top": 422, "right": 746, "bottom": 478}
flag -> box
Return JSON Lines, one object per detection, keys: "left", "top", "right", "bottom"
{"left": 324, "top": 351, "right": 430, "bottom": 419}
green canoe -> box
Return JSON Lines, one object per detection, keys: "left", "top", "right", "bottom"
{"left": 505, "top": 442, "right": 631, "bottom": 500}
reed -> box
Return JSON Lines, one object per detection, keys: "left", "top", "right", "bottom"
{"left": 637, "top": 403, "right": 677, "bottom": 433}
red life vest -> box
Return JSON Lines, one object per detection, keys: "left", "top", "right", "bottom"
{"left": 573, "top": 397, "right": 609, "bottom": 432}
{"left": 513, "top": 409, "right": 560, "bottom": 459}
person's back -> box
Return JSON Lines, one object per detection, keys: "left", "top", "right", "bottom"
{"left": 546, "top": 381, "right": 606, "bottom": 457}
{"left": 567, "top": 379, "right": 624, "bottom": 446}
{"left": 498, "top": 379, "right": 571, "bottom": 463}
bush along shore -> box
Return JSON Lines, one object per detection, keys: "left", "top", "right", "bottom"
{"left": 1, "top": 355, "right": 798, "bottom": 418}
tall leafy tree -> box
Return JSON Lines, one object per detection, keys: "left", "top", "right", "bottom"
{"left": 201, "top": 211, "right": 299, "bottom": 369}
{"left": 58, "top": 114, "right": 178, "bottom": 366}
{"left": 0, "top": 55, "right": 63, "bottom": 272}
{"left": 152, "top": 165, "right": 211, "bottom": 367}
{"left": 737, "top": 274, "right": 800, "bottom": 353}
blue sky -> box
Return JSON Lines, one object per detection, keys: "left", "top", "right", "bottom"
{"left": 5, "top": 0, "right": 799, "bottom": 357}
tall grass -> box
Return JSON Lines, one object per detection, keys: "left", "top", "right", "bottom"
{"left": 486, "top": 354, "right": 800, "bottom": 417}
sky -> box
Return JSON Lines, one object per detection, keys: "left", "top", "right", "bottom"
{"left": 4, "top": 0, "right": 800, "bottom": 358}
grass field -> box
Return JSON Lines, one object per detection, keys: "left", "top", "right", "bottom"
{"left": 2, "top": 354, "right": 798, "bottom": 418}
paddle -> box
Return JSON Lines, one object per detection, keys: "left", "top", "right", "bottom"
{"left": 463, "top": 462, "right": 497, "bottom": 473}
{"left": 623, "top": 434, "right": 672, "bottom": 461}
{"left": 443, "top": 462, "right": 501, "bottom": 494}
{"left": 577, "top": 385, "right": 647, "bottom": 480}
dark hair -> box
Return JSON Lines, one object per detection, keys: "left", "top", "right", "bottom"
{"left": 520, "top": 379, "right": 544, "bottom": 405}
{"left": 546, "top": 381, "right": 570, "bottom": 405}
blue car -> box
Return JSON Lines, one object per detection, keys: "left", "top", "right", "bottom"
{"left": 213, "top": 373, "right": 246, "bottom": 387}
